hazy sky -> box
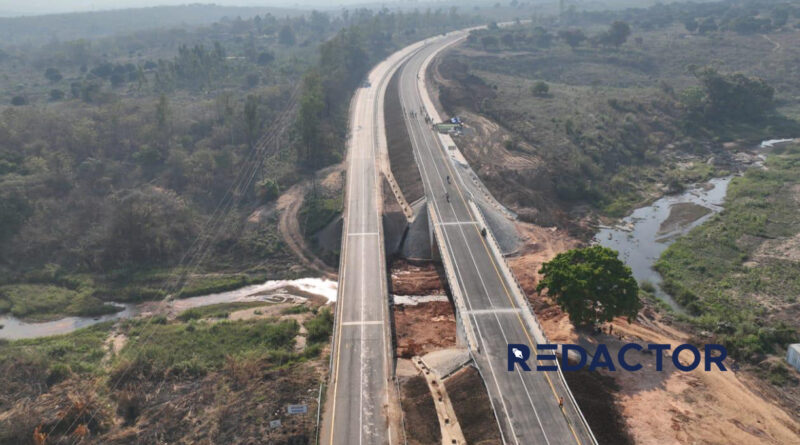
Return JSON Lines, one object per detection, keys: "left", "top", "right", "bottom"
{"left": 0, "top": 0, "right": 406, "bottom": 16}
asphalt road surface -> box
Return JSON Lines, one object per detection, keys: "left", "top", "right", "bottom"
{"left": 322, "top": 39, "right": 430, "bottom": 445}
{"left": 397, "top": 33, "right": 597, "bottom": 445}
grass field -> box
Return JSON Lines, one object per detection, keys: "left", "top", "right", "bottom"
{"left": 438, "top": 21, "right": 800, "bottom": 226}
{"left": 656, "top": 144, "right": 800, "bottom": 367}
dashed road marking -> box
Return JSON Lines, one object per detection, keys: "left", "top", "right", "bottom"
{"left": 341, "top": 320, "right": 384, "bottom": 326}
{"left": 465, "top": 308, "right": 522, "bottom": 315}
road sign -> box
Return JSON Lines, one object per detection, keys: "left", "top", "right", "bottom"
{"left": 287, "top": 404, "right": 308, "bottom": 414}
{"left": 269, "top": 419, "right": 281, "bottom": 429}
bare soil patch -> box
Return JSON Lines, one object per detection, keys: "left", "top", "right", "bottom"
{"left": 399, "top": 375, "right": 441, "bottom": 445}
{"left": 390, "top": 259, "right": 447, "bottom": 296}
{"left": 385, "top": 65, "right": 424, "bottom": 204}
{"left": 394, "top": 301, "right": 456, "bottom": 358}
{"left": 445, "top": 367, "right": 502, "bottom": 445}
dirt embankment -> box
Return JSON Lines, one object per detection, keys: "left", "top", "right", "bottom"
{"left": 389, "top": 259, "right": 455, "bottom": 359}
{"left": 431, "top": 56, "right": 583, "bottom": 232}
{"left": 390, "top": 259, "right": 447, "bottom": 296}
{"left": 394, "top": 301, "right": 456, "bottom": 359}
{"left": 505, "top": 218, "right": 800, "bottom": 445}
{"left": 445, "top": 367, "right": 503, "bottom": 445}
{"left": 276, "top": 166, "right": 340, "bottom": 278}
{"left": 385, "top": 64, "right": 424, "bottom": 204}
{"left": 399, "top": 375, "right": 441, "bottom": 445}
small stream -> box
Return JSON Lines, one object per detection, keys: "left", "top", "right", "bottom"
{"left": 593, "top": 138, "right": 795, "bottom": 313}
{"left": 594, "top": 177, "right": 730, "bottom": 313}
{"left": 0, "top": 277, "right": 337, "bottom": 340}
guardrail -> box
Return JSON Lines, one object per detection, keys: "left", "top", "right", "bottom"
{"left": 428, "top": 203, "right": 480, "bottom": 353}
{"left": 467, "top": 199, "right": 548, "bottom": 345}
{"left": 468, "top": 199, "right": 598, "bottom": 445}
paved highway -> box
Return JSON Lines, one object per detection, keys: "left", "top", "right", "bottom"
{"left": 397, "top": 33, "right": 597, "bottom": 445}
{"left": 322, "top": 39, "right": 431, "bottom": 445}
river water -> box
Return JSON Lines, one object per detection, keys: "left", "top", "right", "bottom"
{"left": 593, "top": 177, "right": 730, "bottom": 312}
{"left": 0, "top": 277, "right": 338, "bottom": 340}
{"left": 593, "top": 139, "right": 795, "bottom": 313}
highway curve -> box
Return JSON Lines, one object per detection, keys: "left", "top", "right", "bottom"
{"left": 396, "top": 32, "right": 597, "bottom": 445}
{"left": 321, "top": 38, "right": 431, "bottom": 445}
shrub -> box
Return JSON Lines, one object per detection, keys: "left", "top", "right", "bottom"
{"left": 531, "top": 81, "right": 549, "bottom": 97}
{"left": 305, "top": 307, "right": 333, "bottom": 344}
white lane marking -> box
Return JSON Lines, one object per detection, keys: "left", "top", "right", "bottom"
{"left": 398, "top": 66, "right": 517, "bottom": 445}
{"left": 348, "top": 232, "right": 379, "bottom": 236}
{"left": 433, "top": 123, "right": 554, "bottom": 445}
{"left": 420, "top": 109, "right": 553, "bottom": 445}
{"left": 466, "top": 308, "right": 522, "bottom": 315}
{"left": 360, "top": 120, "right": 368, "bottom": 445}
{"left": 436, "top": 221, "right": 478, "bottom": 226}
{"left": 342, "top": 320, "right": 384, "bottom": 326}
{"left": 405, "top": 60, "right": 554, "bottom": 445}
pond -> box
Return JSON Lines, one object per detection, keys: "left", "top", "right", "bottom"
{"left": 0, "top": 277, "right": 338, "bottom": 340}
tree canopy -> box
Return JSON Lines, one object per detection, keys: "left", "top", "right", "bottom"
{"left": 536, "top": 246, "right": 641, "bottom": 326}
{"left": 598, "top": 21, "right": 631, "bottom": 47}
{"left": 558, "top": 29, "right": 586, "bottom": 49}
{"left": 683, "top": 67, "right": 775, "bottom": 123}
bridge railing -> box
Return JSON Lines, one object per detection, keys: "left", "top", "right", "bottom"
{"left": 428, "top": 203, "right": 480, "bottom": 353}
{"left": 468, "top": 199, "right": 598, "bottom": 445}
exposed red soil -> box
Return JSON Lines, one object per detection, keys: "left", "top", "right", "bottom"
{"left": 390, "top": 259, "right": 447, "bottom": 296}
{"left": 394, "top": 301, "right": 456, "bottom": 359}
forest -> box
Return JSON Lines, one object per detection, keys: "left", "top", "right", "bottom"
{"left": 0, "top": 6, "right": 483, "bottom": 319}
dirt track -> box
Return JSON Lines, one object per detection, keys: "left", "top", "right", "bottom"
{"left": 276, "top": 178, "right": 337, "bottom": 279}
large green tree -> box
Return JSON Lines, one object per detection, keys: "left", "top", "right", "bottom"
{"left": 537, "top": 246, "right": 640, "bottom": 326}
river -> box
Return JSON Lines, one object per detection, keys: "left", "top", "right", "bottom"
{"left": 0, "top": 277, "right": 337, "bottom": 340}
{"left": 593, "top": 138, "right": 795, "bottom": 313}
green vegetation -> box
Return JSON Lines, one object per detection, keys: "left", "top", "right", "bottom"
{"left": 537, "top": 246, "right": 641, "bottom": 326}
{"left": 0, "top": 322, "right": 113, "bottom": 381}
{"left": 281, "top": 304, "right": 311, "bottom": 315}
{"left": 531, "top": 81, "right": 549, "bottom": 96}
{"left": 440, "top": 0, "right": 800, "bottom": 225}
{"left": 115, "top": 318, "right": 300, "bottom": 379}
{"left": 656, "top": 144, "right": 800, "bottom": 363}
{"left": 175, "top": 273, "right": 266, "bottom": 299}
{"left": 304, "top": 307, "right": 334, "bottom": 345}
{"left": 0, "top": 5, "right": 487, "bottom": 320}
{"left": 0, "top": 303, "right": 333, "bottom": 442}
{"left": 0, "top": 284, "right": 119, "bottom": 321}
{"left": 300, "top": 189, "right": 343, "bottom": 237}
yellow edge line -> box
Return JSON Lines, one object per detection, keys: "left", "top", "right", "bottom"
{"left": 439, "top": 139, "right": 584, "bottom": 445}
{"left": 328, "top": 127, "right": 353, "bottom": 445}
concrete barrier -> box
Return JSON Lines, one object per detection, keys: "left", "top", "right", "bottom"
{"left": 428, "top": 203, "right": 480, "bottom": 353}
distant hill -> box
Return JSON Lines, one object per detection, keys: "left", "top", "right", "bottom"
{"left": 0, "top": 4, "right": 302, "bottom": 47}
